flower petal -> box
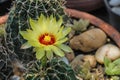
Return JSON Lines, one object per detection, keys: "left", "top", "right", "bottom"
{"left": 63, "top": 27, "right": 71, "bottom": 37}
{"left": 20, "top": 14, "right": 72, "bottom": 60}
{"left": 48, "top": 15, "right": 62, "bottom": 34}
{"left": 38, "top": 14, "right": 45, "bottom": 23}
{"left": 46, "top": 50, "right": 53, "bottom": 60}
{"left": 57, "top": 16, "right": 63, "bottom": 27}
{"left": 30, "top": 16, "right": 45, "bottom": 34}
{"left": 56, "top": 44, "right": 73, "bottom": 52}
{"left": 56, "top": 26, "right": 64, "bottom": 40}
{"left": 35, "top": 48, "right": 45, "bottom": 60}
{"left": 55, "top": 37, "right": 68, "bottom": 45}
{"left": 20, "top": 31, "right": 28, "bottom": 39}
{"left": 20, "top": 31, "right": 37, "bottom": 40}
{"left": 20, "top": 42, "right": 32, "bottom": 49}
{"left": 44, "top": 46, "right": 51, "bottom": 51}
{"left": 38, "top": 14, "right": 48, "bottom": 32}
{"left": 28, "top": 40, "right": 41, "bottom": 47}
{"left": 57, "top": 27, "right": 71, "bottom": 40}
{"left": 50, "top": 45, "right": 65, "bottom": 57}
{"left": 29, "top": 18, "right": 38, "bottom": 31}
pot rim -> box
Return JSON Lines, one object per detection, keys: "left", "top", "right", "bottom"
{"left": 0, "top": 14, "right": 8, "bottom": 25}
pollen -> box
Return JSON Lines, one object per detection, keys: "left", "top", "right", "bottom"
{"left": 44, "top": 35, "right": 51, "bottom": 42}
{"left": 39, "top": 33, "right": 56, "bottom": 45}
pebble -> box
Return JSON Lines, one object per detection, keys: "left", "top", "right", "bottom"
{"left": 109, "top": 0, "right": 120, "bottom": 6}
{"left": 60, "top": 57, "right": 69, "bottom": 65}
{"left": 111, "top": 7, "right": 120, "bottom": 16}
{"left": 65, "top": 52, "right": 75, "bottom": 62}
{"left": 70, "top": 55, "right": 84, "bottom": 70}
{"left": 10, "top": 75, "right": 20, "bottom": 80}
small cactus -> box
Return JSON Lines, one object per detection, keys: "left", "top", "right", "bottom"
{"left": 24, "top": 58, "right": 77, "bottom": 80}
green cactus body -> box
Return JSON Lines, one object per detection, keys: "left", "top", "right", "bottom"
{"left": 1, "top": 0, "right": 75, "bottom": 79}
{"left": 25, "top": 58, "right": 77, "bottom": 80}
{"left": 5, "top": 0, "right": 66, "bottom": 62}
{"left": 0, "top": 37, "right": 13, "bottom": 80}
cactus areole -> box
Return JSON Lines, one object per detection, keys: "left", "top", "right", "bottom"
{"left": 5, "top": 0, "right": 67, "bottom": 62}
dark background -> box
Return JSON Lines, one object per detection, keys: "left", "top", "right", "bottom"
{"left": 0, "top": 0, "right": 109, "bottom": 24}
{"left": 0, "top": 0, "right": 12, "bottom": 16}
{"left": 89, "top": 6, "right": 109, "bottom": 23}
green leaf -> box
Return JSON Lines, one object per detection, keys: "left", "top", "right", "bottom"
{"left": 71, "top": 19, "right": 90, "bottom": 32}
{"left": 104, "top": 57, "right": 111, "bottom": 67}
{"left": 111, "top": 76, "right": 120, "bottom": 80}
{"left": 109, "top": 63, "right": 116, "bottom": 71}
{"left": 112, "top": 58, "right": 120, "bottom": 66}
{"left": 112, "top": 66, "right": 120, "bottom": 75}
{"left": 104, "top": 58, "right": 120, "bottom": 75}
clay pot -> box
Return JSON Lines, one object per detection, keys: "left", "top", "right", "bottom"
{"left": 65, "top": 0, "right": 104, "bottom": 12}
{"left": 0, "top": 14, "right": 8, "bottom": 25}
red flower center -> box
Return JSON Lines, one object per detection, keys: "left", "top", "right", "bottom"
{"left": 39, "top": 33, "right": 56, "bottom": 45}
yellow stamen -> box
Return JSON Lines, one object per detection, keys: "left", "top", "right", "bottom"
{"left": 39, "top": 33, "right": 56, "bottom": 45}
{"left": 44, "top": 35, "right": 51, "bottom": 42}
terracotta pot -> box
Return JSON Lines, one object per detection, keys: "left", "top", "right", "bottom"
{"left": 65, "top": 0, "right": 104, "bottom": 12}
{"left": 0, "top": 8, "right": 120, "bottom": 48}
{"left": 0, "top": 14, "right": 8, "bottom": 24}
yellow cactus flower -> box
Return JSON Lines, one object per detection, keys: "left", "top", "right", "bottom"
{"left": 20, "top": 14, "right": 73, "bottom": 60}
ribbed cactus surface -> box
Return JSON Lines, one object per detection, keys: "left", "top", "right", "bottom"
{"left": 1, "top": 0, "right": 75, "bottom": 79}
{"left": 25, "top": 58, "right": 77, "bottom": 80}
{"left": 5, "top": 0, "right": 66, "bottom": 62}
{"left": 0, "top": 36, "right": 13, "bottom": 80}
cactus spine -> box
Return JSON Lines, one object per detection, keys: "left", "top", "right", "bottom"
{"left": 1, "top": 0, "right": 77, "bottom": 80}
{"left": 5, "top": 0, "right": 66, "bottom": 62}
{"left": 24, "top": 58, "right": 77, "bottom": 80}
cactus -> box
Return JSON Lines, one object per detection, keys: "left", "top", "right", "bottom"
{"left": 0, "top": 0, "right": 76, "bottom": 79}
{"left": 24, "top": 58, "right": 77, "bottom": 80}
{"left": 5, "top": 0, "right": 66, "bottom": 63}
{"left": 0, "top": 35, "right": 13, "bottom": 80}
